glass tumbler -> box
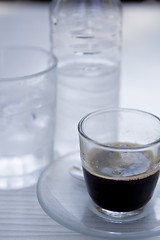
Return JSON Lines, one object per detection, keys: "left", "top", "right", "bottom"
{"left": 78, "top": 108, "right": 160, "bottom": 221}
{"left": 0, "top": 46, "right": 57, "bottom": 189}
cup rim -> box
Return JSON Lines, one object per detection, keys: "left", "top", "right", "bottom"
{"left": 0, "top": 45, "right": 57, "bottom": 82}
{"left": 78, "top": 108, "right": 160, "bottom": 151}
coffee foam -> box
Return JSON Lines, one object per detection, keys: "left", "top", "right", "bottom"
{"left": 85, "top": 143, "right": 159, "bottom": 181}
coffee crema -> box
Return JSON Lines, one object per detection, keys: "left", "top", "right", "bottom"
{"left": 82, "top": 143, "right": 160, "bottom": 212}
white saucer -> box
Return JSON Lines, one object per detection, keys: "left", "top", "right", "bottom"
{"left": 37, "top": 152, "right": 160, "bottom": 239}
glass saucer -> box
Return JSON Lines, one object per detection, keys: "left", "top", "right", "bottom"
{"left": 37, "top": 152, "right": 160, "bottom": 239}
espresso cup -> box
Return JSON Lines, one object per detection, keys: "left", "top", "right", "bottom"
{"left": 78, "top": 108, "right": 160, "bottom": 221}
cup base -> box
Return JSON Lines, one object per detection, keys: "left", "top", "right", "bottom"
{"left": 90, "top": 201, "right": 151, "bottom": 223}
{"left": 0, "top": 168, "right": 42, "bottom": 190}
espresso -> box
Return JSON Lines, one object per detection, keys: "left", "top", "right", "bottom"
{"left": 83, "top": 143, "right": 160, "bottom": 212}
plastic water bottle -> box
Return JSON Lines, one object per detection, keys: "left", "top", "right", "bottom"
{"left": 50, "top": 0, "right": 122, "bottom": 159}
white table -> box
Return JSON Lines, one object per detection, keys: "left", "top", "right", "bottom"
{"left": 0, "top": 2, "right": 160, "bottom": 239}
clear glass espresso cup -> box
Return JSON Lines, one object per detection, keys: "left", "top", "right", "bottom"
{"left": 78, "top": 108, "right": 160, "bottom": 221}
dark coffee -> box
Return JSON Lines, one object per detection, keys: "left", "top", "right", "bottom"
{"left": 83, "top": 143, "right": 159, "bottom": 212}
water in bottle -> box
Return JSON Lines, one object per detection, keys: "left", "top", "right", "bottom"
{"left": 50, "top": 0, "right": 122, "bottom": 159}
